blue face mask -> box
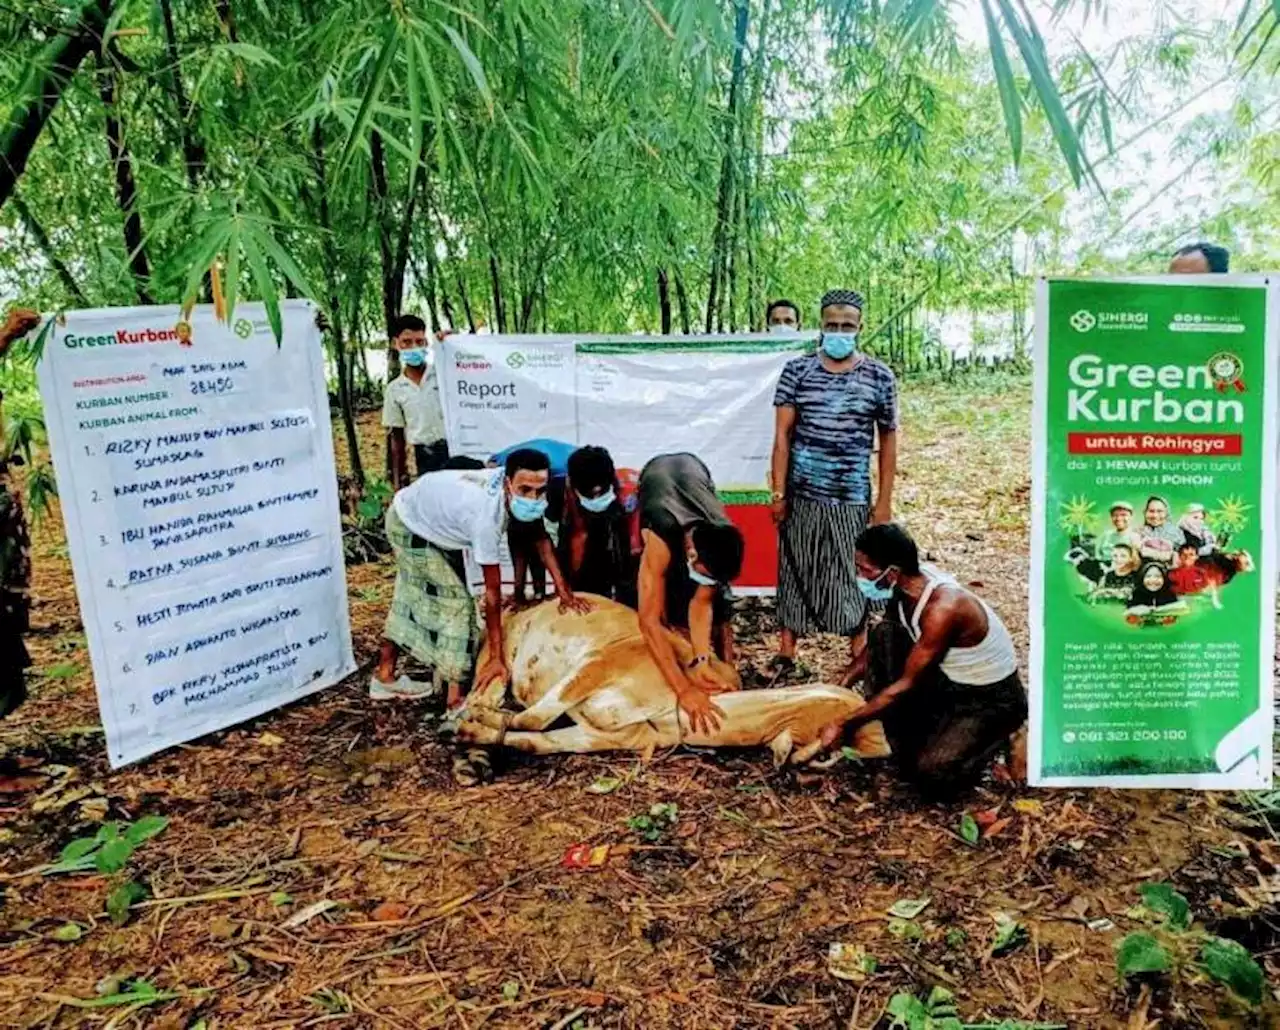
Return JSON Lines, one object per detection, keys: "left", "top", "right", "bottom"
{"left": 856, "top": 566, "right": 897, "bottom": 602}
{"left": 688, "top": 562, "right": 719, "bottom": 588}
{"left": 821, "top": 333, "right": 858, "bottom": 360}
{"left": 509, "top": 495, "right": 548, "bottom": 523}
{"left": 400, "top": 347, "right": 427, "bottom": 367}
{"left": 577, "top": 489, "right": 615, "bottom": 514}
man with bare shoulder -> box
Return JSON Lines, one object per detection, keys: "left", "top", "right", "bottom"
{"left": 823, "top": 523, "right": 1028, "bottom": 796}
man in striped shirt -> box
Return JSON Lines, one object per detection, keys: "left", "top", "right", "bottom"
{"left": 769, "top": 289, "right": 899, "bottom": 682}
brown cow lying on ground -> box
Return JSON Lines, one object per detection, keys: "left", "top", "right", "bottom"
{"left": 452, "top": 595, "right": 890, "bottom": 766}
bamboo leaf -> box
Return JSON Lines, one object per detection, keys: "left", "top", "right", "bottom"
{"left": 405, "top": 28, "right": 424, "bottom": 198}
{"left": 223, "top": 219, "right": 241, "bottom": 324}
{"left": 993, "top": 0, "right": 1084, "bottom": 184}
{"left": 248, "top": 223, "right": 314, "bottom": 300}
{"left": 980, "top": 0, "right": 1022, "bottom": 166}
{"left": 441, "top": 24, "right": 493, "bottom": 113}
{"left": 338, "top": 18, "right": 402, "bottom": 172}
{"left": 242, "top": 231, "right": 283, "bottom": 345}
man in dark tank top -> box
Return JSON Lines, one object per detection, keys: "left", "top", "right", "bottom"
{"left": 636, "top": 454, "right": 745, "bottom": 736}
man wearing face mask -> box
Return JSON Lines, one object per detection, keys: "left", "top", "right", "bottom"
{"left": 382, "top": 314, "right": 449, "bottom": 489}
{"left": 766, "top": 299, "right": 801, "bottom": 332}
{"left": 818, "top": 523, "right": 1028, "bottom": 796}
{"left": 489, "top": 440, "right": 637, "bottom": 607}
{"left": 374, "top": 448, "right": 589, "bottom": 707}
{"left": 637, "top": 453, "right": 746, "bottom": 735}
{"left": 769, "top": 289, "right": 899, "bottom": 684}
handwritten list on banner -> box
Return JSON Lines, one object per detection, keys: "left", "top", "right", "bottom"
{"left": 38, "top": 301, "right": 355, "bottom": 767}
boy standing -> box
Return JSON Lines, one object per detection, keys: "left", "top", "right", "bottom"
{"left": 382, "top": 314, "right": 448, "bottom": 489}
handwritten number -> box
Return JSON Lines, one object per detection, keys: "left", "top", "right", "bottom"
{"left": 114, "top": 621, "right": 124, "bottom": 633}
{"left": 91, "top": 490, "right": 100, "bottom": 503}
{"left": 122, "top": 663, "right": 131, "bottom": 674}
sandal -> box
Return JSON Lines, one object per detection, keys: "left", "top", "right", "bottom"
{"left": 766, "top": 655, "right": 809, "bottom": 687}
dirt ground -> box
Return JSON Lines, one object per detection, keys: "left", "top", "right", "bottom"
{"left": 2, "top": 377, "right": 1278, "bottom": 1028}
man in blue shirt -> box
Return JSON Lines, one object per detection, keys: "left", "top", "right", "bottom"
{"left": 769, "top": 289, "right": 899, "bottom": 683}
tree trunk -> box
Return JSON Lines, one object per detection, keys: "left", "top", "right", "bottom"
{"left": 0, "top": 0, "right": 116, "bottom": 211}
{"left": 159, "top": 0, "right": 205, "bottom": 192}
{"left": 98, "top": 59, "right": 153, "bottom": 304}
{"left": 745, "top": 0, "right": 772, "bottom": 330}
{"left": 457, "top": 275, "right": 476, "bottom": 332}
{"left": 370, "top": 130, "right": 404, "bottom": 382}
{"left": 489, "top": 254, "right": 507, "bottom": 333}
{"left": 11, "top": 193, "right": 88, "bottom": 305}
{"left": 704, "top": 0, "right": 749, "bottom": 332}
{"left": 311, "top": 123, "right": 364, "bottom": 489}
{"left": 657, "top": 267, "right": 672, "bottom": 334}
{"left": 674, "top": 266, "right": 692, "bottom": 335}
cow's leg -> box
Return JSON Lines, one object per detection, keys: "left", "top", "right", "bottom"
{"left": 767, "top": 729, "right": 795, "bottom": 767}
{"left": 459, "top": 719, "right": 661, "bottom": 755}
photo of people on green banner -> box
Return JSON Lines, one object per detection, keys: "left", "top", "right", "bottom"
{"left": 1031, "top": 276, "right": 1278, "bottom": 788}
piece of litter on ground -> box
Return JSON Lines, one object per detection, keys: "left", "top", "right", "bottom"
{"left": 888, "top": 897, "right": 931, "bottom": 919}
{"left": 827, "top": 942, "right": 876, "bottom": 982}
{"left": 1087, "top": 917, "right": 1115, "bottom": 932}
{"left": 586, "top": 776, "right": 623, "bottom": 795}
{"left": 282, "top": 899, "right": 336, "bottom": 928}
{"left": 562, "top": 843, "right": 611, "bottom": 870}
{"left": 257, "top": 732, "right": 285, "bottom": 747}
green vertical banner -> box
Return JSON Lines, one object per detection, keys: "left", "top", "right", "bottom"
{"left": 1031, "top": 276, "right": 1278, "bottom": 788}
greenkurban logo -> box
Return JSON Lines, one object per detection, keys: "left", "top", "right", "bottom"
{"left": 506, "top": 351, "right": 527, "bottom": 370}
{"left": 233, "top": 318, "right": 253, "bottom": 340}
{"left": 1070, "top": 310, "right": 1097, "bottom": 333}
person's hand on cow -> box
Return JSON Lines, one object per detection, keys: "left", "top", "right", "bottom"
{"left": 676, "top": 683, "right": 725, "bottom": 736}
{"left": 819, "top": 718, "right": 847, "bottom": 752}
{"left": 557, "top": 589, "right": 592, "bottom": 615}
{"left": 472, "top": 656, "right": 510, "bottom": 701}
{"left": 770, "top": 496, "right": 788, "bottom": 525}
{"left": 689, "top": 658, "right": 736, "bottom": 695}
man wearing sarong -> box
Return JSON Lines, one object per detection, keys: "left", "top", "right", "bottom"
{"left": 373, "top": 447, "right": 588, "bottom": 707}
{"left": 821, "top": 523, "right": 1027, "bottom": 796}
{"left": 488, "top": 440, "right": 636, "bottom": 607}
{"left": 769, "top": 288, "right": 898, "bottom": 683}
{"left": 637, "top": 453, "right": 745, "bottom": 734}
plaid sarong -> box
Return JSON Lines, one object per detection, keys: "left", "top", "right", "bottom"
{"left": 384, "top": 506, "right": 479, "bottom": 685}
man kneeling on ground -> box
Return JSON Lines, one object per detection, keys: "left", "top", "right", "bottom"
{"left": 821, "top": 523, "right": 1027, "bottom": 797}
{"left": 373, "top": 448, "right": 589, "bottom": 707}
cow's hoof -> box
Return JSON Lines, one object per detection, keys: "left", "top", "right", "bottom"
{"left": 451, "top": 748, "right": 494, "bottom": 787}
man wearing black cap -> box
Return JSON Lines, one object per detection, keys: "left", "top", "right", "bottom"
{"left": 769, "top": 289, "right": 899, "bottom": 683}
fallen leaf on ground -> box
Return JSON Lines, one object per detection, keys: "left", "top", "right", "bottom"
{"left": 257, "top": 732, "right": 285, "bottom": 747}
{"left": 370, "top": 901, "right": 409, "bottom": 922}
{"left": 283, "top": 899, "right": 337, "bottom": 927}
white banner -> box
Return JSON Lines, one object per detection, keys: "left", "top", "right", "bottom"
{"left": 436, "top": 333, "right": 818, "bottom": 591}
{"left": 38, "top": 301, "right": 355, "bottom": 767}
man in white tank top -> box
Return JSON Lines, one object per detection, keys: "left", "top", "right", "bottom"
{"left": 821, "top": 523, "right": 1028, "bottom": 798}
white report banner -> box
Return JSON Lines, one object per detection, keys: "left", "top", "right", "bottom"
{"left": 436, "top": 333, "right": 818, "bottom": 591}
{"left": 38, "top": 301, "right": 356, "bottom": 767}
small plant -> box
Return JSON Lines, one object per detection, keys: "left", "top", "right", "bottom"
{"left": 885, "top": 986, "right": 1064, "bottom": 1029}
{"left": 43, "top": 817, "right": 167, "bottom": 876}
{"left": 626, "top": 802, "right": 678, "bottom": 842}
{"left": 1114, "top": 881, "right": 1267, "bottom": 1008}
{"left": 42, "top": 816, "right": 167, "bottom": 928}
{"left": 343, "top": 477, "right": 393, "bottom": 563}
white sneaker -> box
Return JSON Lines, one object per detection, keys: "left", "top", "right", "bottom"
{"left": 369, "top": 674, "right": 437, "bottom": 700}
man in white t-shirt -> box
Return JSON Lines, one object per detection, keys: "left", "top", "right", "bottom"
{"left": 374, "top": 447, "right": 590, "bottom": 707}
{"left": 382, "top": 314, "right": 448, "bottom": 488}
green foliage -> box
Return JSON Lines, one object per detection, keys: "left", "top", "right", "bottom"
{"left": 1116, "top": 932, "right": 1171, "bottom": 978}
{"left": 1198, "top": 936, "right": 1266, "bottom": 1005}
{"left": 627, "top": 802, "right": 679, "bottom": 842}
{"left": 959, "top": 812, "right": 980, "bottom": 845}
{"left": 343, "top": 477, "right": 394, "bottom": 563}
{"left": 106, "top": 880, "right": 148, "bottom": 926}
{"left": 1113, "top": 882, "right": 1269, "bottom": 1008}
{"left": 990, "top": 913, "right": 1027, "bottom": 956}
{"left": 43, "top": 816, "right": 169, "bottom": 876}
{"left": 1137, "top": 883, "right": 1191, "bottom": 931}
